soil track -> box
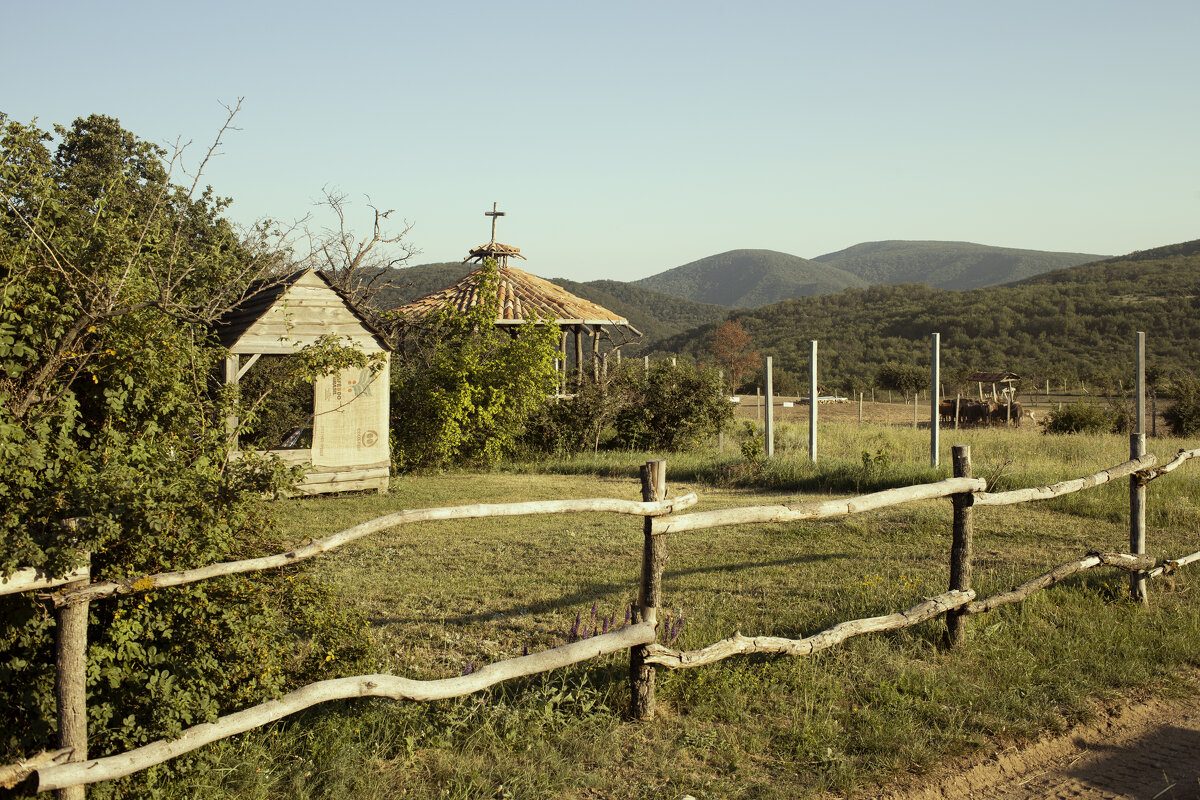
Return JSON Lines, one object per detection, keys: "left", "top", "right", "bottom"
{"left": 871, "top": 692, "right": 1200, "bottom": 799}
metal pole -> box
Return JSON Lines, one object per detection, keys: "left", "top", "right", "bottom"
{"left": 764, "top": 356, "right": 774, "bottom": 458}
{"left": 808, "top": 340, "right": 818, "bottom": 463}
{"left": 931, "top": 333, "right": 940, "bottom": 468}
{"left": 1131, "top": 331, "right": 1147, "bottom": 604}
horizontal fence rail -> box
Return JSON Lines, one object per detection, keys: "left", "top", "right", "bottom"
{"left": 651, "top": 477, "right": 986, "bottom": 535}
{"left": 644, "top": 590, "right": 976, "bottom": 669}
{"left": 55, "top": 494, "right": 698, "bottom": 606}
{"left": 972, "top": 454, "right": 1156, "bottom": 506}
{"left": 34, "top": 623, "right": 656, "bottom": 792}
{"left": 6, "top": 446, "right": 1200, "bottom": 794}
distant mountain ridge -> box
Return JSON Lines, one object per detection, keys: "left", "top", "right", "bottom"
{"left": 649, "top": 239, "right": 1200, "bottom": 391}
{"left": 815, "top": 240, "right": 1108, "bottom": 291}
{"left": 633, "top": 249, "right": 868, "bottom": 308}
{"left": 632, "top": 242, "right": 1109, "bottom": 307}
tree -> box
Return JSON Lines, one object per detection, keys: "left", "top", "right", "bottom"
{"left": 709, "top": 319, "right": 759, "bottom": 392}
{"left": 876, "top": 362, "right": 926, "bottom": 398}
{"left": 298, "top": 186, "right": 419, "bottom": 327}
{"left": 0, "top": 110, "right": 371, "bottom": 776}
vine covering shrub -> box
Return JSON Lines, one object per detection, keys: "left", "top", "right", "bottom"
{"left": 388, "top": 259, "right": 561, "bottom": 471}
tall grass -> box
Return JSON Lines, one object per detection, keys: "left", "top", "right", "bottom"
{"left": 160, "top": 425, "right": 1200, "bottom": 800}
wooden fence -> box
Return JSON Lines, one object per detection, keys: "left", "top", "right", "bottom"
{"left": 2, "top": 445, "right": 1199, "bottom": 797}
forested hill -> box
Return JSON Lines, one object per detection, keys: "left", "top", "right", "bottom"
{"left": 633, "top": 249, "right": 868, "bottom": 307}
{"left": 813, "top": 241, "right": 1107, "bottom": 290}
{"left": 372, "top": 262, "right": 475, "bottom": 309}
{"left": 549, "top": 278, "right": 728, "bottom": 344}
{"left": 651, "top": 240, "right": 1200, "bottom": 392}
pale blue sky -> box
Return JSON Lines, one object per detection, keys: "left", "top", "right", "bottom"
{"left": 4, "top": 1, "right": 1198, "bottom": 281}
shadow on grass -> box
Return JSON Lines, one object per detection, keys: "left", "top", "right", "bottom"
{"left": 372, "top": 551, "right": 850, "bottom": 628}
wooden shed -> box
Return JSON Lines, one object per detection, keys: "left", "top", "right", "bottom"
{"left": 215, "top": 269, "right": 391, "bottom": 495}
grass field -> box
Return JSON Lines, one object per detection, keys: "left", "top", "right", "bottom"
{"left": 167, "top": 422, "right": 1200, "bottom": 800}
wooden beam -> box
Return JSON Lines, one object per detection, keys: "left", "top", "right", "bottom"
{"left": 36, "top": 623, "right": 657, "bottom": 792}
{"left": 58, "top": 493, "right": 700, "bottom": 605}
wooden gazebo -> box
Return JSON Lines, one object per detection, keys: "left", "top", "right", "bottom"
{"left": 391, "top": 204, "right": 640, "bottom": 387}
{"left": 215, "top": 269, "right": 391, "bottom": 495}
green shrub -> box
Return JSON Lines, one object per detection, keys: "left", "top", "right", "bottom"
{"left": 388, "top": 260, "right": 560, "bottom": 471}
{"left": 0, "top": 113, "right": 372, "bottom": 787}
{"left": 611, "top": 360, "right": 733, "bottom": 452}
{"left": 1043, "top": 402, "right": 1121, "bottom": 434}
{"left": 1164, "top": 375, "right": 1200, "bottom": 437}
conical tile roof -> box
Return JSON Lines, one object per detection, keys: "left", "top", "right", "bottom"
{"left": 392, "top": 264, "right": 637, "bottom": 330}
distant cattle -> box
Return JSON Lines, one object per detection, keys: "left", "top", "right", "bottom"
{"left": 938, "top": 398, "right": 1029, "bottom": 428}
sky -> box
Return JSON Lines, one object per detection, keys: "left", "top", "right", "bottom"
{"left": 4, "top": 0, "right": 1198, "bottom": 282}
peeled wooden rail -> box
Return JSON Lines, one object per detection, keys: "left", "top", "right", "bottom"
{"left": 1142, "top": 447, "right": 1200, "bottom": 481}
{"left": 0, "top": 566, "right": 90, "bottom": 598}
{"left": 651, "top": 478, "right": 985, "bottom": 535}
{"left": 33, "top": 622, "right": 656, "bottom": 792}
{"left": 966, "top": 551, "right": 1160, "bottom": 614}
{"left": 971, "top": 454, "right": 1156, "bottom": 506}
{"left": 55, "top": 494, "right": 697, "bottom": 606}
{"left": 644, "top": 590, "right": 975, "bottom": 669}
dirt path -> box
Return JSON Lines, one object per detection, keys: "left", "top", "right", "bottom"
{"left": 874, "top": 693, "right": 1200, "bottom": 799}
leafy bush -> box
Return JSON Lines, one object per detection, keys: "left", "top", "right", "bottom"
{"left": 389, "top": 260, "right": 560, "bottom": 471}
{"left": 1164, "top": 375, "right": 1200, "bottom": 437}
{"left": 612, "top": 360, "right": 733, "bottom": 452}
{"left": 0, "top": 113, "right": 372, "bottom": 783}
{"left": 1043, "top": 402, "right": 1121, "bottom": 434}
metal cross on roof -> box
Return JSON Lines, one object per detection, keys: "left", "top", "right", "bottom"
{"left": 486, "top": 202, "right": 505, "bottom": 244}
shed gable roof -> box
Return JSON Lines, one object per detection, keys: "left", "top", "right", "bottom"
{"left": 214, "top": 269, "right": 390, "bottom": 354}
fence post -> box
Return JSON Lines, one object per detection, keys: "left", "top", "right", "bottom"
{"left": 808, "top": 341, "right": 818, "bottom": 463}
{"left": 930, "top": 333, "right": 940, "bottom": 467}
{"left": 631, "top": 460, "right": 667, "bottom": 720}
{"left": 1131, "top": 331, "right": 1148, "bottom": 604}
{"left": 56, "top": 553, "right": 90, "bottom": 800}
{"left": 764, "top": 356, "right": 774, "bottom": 459}
{"left": 945, "top": 446, "right": 973, "bottom": 647}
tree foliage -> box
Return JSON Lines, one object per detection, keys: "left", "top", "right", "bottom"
{"left": 0, "top": 112, "right": 370, "bottom": 778}
{"left": 388, "top": 260, "right": 560, "bottom": 471}
{"left": 525, "top": 359, "right": 733, "bottom": 455}
{"left": 1164, "top": 374, "right": 1200, "bottom": 437}
{"left": 709, "top": 319, "right": 759, "bottom": 392}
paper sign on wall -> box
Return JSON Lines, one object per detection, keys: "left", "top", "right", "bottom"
{"left": 312, "top": 360, "right": 389, "bottom": 468}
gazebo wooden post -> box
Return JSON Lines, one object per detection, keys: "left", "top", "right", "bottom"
{"left": 223, "top": 355, "right": 239, "bottom": 450}
{"left": 575, "top": 326, "right": 584, "bottom": 389}
{"left": 592, "top": 330, "right": 600, "bottom": 382}
{"left": 560, "top": 331, "right": 569, "bottom": 395}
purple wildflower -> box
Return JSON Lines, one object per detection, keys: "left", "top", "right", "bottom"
{"left": 569, "top": 612, "right": 581, "bottom": 643}
{"left": 624, "top": 605, "right": 632, "bottom": 626}
{"left": 461, "top": 661, "right": 475, "bottom": 676}
{"left": 522, "top": 643, "right": 529, "bottom": 657}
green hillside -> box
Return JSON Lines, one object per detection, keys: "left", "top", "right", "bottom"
{"left": 550, "top": 278, "right": 728, "bottom": 346}
{"left": 370, "top": 262, "right": 475, "bottom": 309}
{"left": 651, "top": 241, "right": 1200, "bottom": 393}
{"left": 633, "top": 249, "right": 868, "bottom": 307}
{"left": 813, "top": 240, "right": 1107, "bottom": 290}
